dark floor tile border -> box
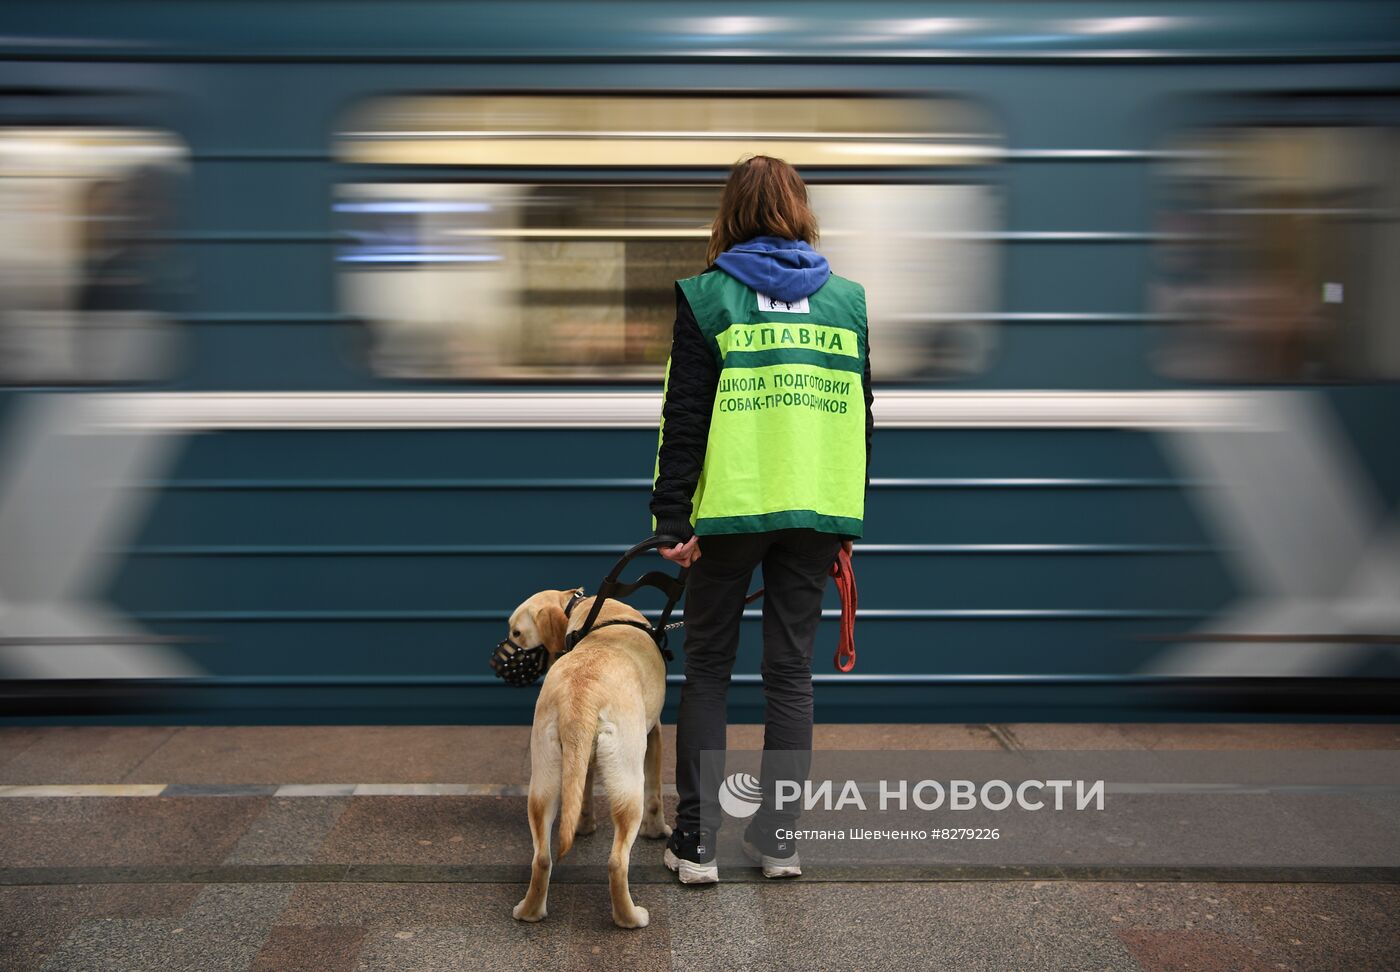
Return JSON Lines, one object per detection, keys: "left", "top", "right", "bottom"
{"left": 2, "top": 864, "right": 1397, "bottom": 886}
{"left": 159, "top": 783, "right": 282, "bottom": 796}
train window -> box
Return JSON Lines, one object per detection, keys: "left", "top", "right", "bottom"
{"left": 335, "top": 94, "right": 1001, "bottom": 381}
{"left": 0, "top": 127, "right": 186, "bottom": 384}
{"left": 1153, "top": 125, "right": 1400, "bottom": 382}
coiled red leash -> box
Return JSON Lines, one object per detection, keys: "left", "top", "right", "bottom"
{"left": 829, "top": 546, "right": 858, "bottom": 672}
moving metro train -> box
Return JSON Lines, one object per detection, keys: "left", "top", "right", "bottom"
{"left": 1, "top": 1, "right": 1398, "bottom": 723}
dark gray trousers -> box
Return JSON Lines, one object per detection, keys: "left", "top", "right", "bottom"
{"left": 674, "top": 528, "right": 842, "bottom": 833}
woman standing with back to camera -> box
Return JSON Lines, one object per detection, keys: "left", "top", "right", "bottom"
{"left": 651, "top": 155, "right": 873, "bottom": 883}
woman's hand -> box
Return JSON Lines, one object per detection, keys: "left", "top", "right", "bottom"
{"left": 841, "top": 539, "right": 853, "bottom": 556}
{"left": 659, "top": 535, "right": 701, "bottom": 567}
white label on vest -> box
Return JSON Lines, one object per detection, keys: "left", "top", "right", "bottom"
{"left": 757, "top": 293, "right": 809, "bottom": 314}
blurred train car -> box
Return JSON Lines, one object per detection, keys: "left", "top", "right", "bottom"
{"left": 0, "top": 1, "right": 1398, "bottom": 723}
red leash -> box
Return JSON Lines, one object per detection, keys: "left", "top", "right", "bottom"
{"left": 829, "top": 546, "right": 858, "bottom": 672}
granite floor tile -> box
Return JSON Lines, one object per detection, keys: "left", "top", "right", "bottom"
{"left": 1217, "top": 883, "right": 1400, "bottom": 972}
{"left": 743, "top": 881, "right": 1140, "bottom": 972}
{"left": 1067, "top": 882, "right": 1260, "bottom": 936}
{"left": 0, "top": 884, "right": 200, "bottom": 972}
{"left": 37, "top": 884, "right": 292, "bottom": 972}
{"left": 184, "top": 882, "right": 295, "bottom": 930}
{"left": 313, "top": 795, "right": 534, "bottom": 866}
{"left": 224, "top": 796, "right": 350, "bottom": 865}
{"left": 0, "top": 727, "right": 178, "bottom": 784}
{"left": 123, "top": 726, "right": 535, "bottom": 785}
{"left": 561, "top": 876, "right": 672, "bottom": 971}
{"left": 812, "top": 723, "right": 1004, "bottom": 750}
{"left": 7, "top": 878, "right": 1397, "bottom": 972}
{"left": 310, "top": 792, "right": 678, "bottom": 870}
{"left": 250, "top": 924, "right": 368, "bottom": 972}
{"left": 663, "top": 881, "right": 770, "bottom": 972}
{"left": 0, "top": 727, "right": 45, "bottom": 769}
{"left": 279, "top": 882, "right": 533, "bottom": 928}
{"left": 999, "top": 724, "right": 1148, "bottom": 751}
{"left": 351, "top": 919, "right": 568, "bottom": 972}
{"left": 0, "top": 796, "right": 266, "bottom": 867}
{"left": 1117, "top": 724, "right": 1400, "bottom": 751}
{"left": 1116, "top": 929, "right": 1282, "bottom": 972}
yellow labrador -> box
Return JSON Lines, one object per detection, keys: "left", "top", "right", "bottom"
{"left": 506, "top": 589, "right": 670, "bottom": 929}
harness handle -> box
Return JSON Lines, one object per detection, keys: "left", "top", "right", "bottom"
{"left": 573, "top": 534, "right": 688, "bottom": 655}
{"left": 606, "top": 534, "right": 689, "bottom": 590}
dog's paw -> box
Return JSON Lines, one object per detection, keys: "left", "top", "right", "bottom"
{"left": 640, "top": 819, "right": 672, "bottom": 840}
{"left": 575, "top": 816, "right": 598, "bottom": 836}
{"left": 512, "top": 900, "right": 546, "bottom": 923}
{"left": 613, "top": 905, "right": 649, "bottom": 929}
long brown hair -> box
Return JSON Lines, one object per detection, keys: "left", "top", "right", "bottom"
{"left": 705, "top": 155, "right": 820, "bottom": 265}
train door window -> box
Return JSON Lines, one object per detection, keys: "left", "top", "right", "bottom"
{"left": 334, "top": 94, "right": 1001, "bottom": 381}
{"left": 1153, "top": 124, "right": 1400, "bottom": 381}
{"left": 0, "top": 127, "right": 186, "bottom": 383}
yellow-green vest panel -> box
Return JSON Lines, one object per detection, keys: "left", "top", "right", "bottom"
{"left": 662, "top": 269, "right": 868, "bottom": 537}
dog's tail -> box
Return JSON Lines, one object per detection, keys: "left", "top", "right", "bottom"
{"left": 555, "top": 705, "right": 597, "bottom": 860}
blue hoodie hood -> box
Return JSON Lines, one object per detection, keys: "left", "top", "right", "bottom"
{"left": 713, "top": 235, "right": 830, "bottom": 303}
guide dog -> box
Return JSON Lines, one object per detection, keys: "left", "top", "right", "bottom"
{"left": 506, "top": 588, "right": 671, "bottom": 929}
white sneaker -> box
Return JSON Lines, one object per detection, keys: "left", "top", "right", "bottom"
{"left": 664, "top": 829, "right": 719, "bottom": 884}
{"left": 741, "top": 824, "right": 802, "bottom": 879}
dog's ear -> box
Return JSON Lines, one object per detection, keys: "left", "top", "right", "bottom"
{"left": 532, "top": 599, "right": 569, "bottom": 657}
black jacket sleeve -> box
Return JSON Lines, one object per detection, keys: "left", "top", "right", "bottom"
{"left": 649, "top": 282, "right": 718, "bottom": 542}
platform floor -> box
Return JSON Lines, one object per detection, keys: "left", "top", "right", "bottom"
{"left": 2, "top": 722, "right": 1398, "bottom": 971}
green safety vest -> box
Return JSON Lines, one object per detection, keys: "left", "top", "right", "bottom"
{"left": 654, "top": 268, "right": 869, "bottom": 537}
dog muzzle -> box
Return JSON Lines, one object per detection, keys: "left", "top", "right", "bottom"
{"left": 490, "top": 637, "right": 547, "bottom": 687}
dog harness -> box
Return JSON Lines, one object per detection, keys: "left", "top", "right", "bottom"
{"left": 562, "top": 587, "right": 674, "bottom": 660}
{"left": 491, "top": 538, "right": 686, "bottom": 688}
